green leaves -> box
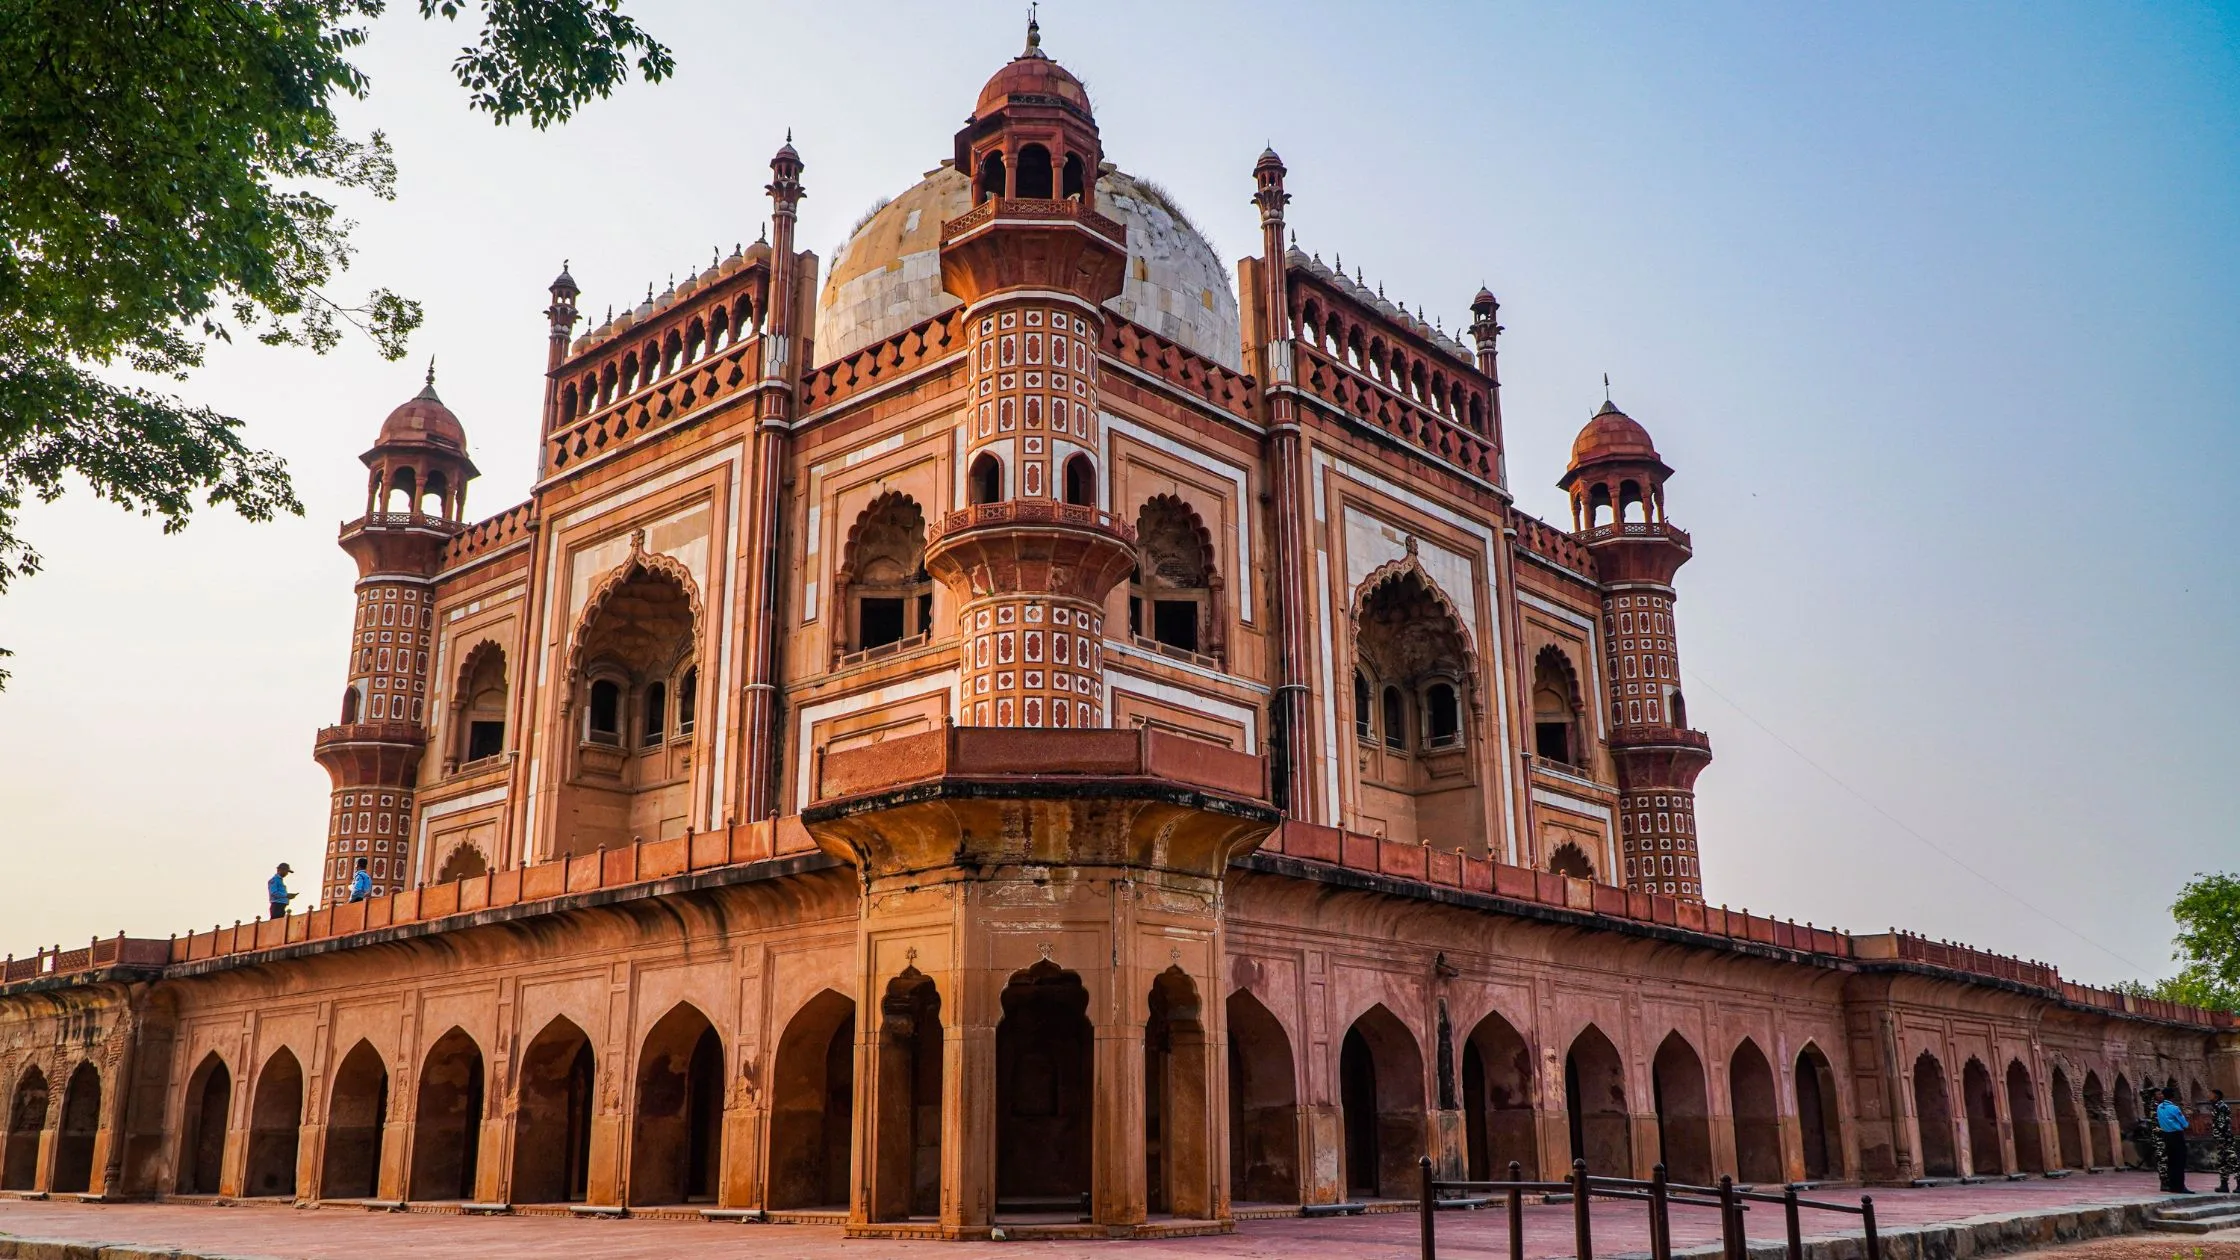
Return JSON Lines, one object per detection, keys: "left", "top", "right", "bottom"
{"left": 2124, "top": 873, "right": 2240, "bottom": 1012}
{"left": 0, "top": 0, "right": 668, "bottom": 684}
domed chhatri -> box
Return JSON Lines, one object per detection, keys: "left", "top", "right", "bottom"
{"left": 973, "top": 13, "right": 1091, "bottom": 120}
{"left": 375, "top": 367, "right": 469, "bottom": 454}
{"left": 1566, "top": 398, "right": 1664, "bottom": 474}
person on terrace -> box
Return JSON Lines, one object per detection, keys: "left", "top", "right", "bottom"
{"left": 266, "top": 863, "right": 296, "bottom": 920}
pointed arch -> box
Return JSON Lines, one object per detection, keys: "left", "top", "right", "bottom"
{"left": 769, "top": 989, "right": 855, "bottom": 1209}
{"left": 322, "top": 1040, "right": 389, "bottom": 1199}
{"left": 2, "top": 1064, "right": 47, "bottom": 1191}
{"left": 837, "top": 491, "right": 932, "bottom": 657}
{"left": 1547, "top": 841, "right": 1594, "bottom": 879}
{"left": 245, "top": 1048, "right": 302, "bottom": 1198}
{"left": 1227, "top": 988, "right": 1299, "bottom": 1204}
{"left": 1962, "top": 1057, "right": 2002, "bottom": 1175}
{"left": 410, "top": 1028, "right": 484, "bottom": 1202}
{"left": 452, "top": 639, "right": 509, "bottom": 765}
{"left": 1565, "top": 1023, "right": 1631, "bottom": 1176}
{"left": 2082, "top": 1070, "right": 2113, "bottom": 1168}
{"left": 1795, "top": 1041, "right": 1843, "bottom": 1179}
{"left": 512, "top": 1016, "right": 595, "bottom": 1204}
{"left": 176, "top": 1053, "right": 231, "bottom": 1195}
{"left": 2005, "top": 1059, "right": 2044, "bottom": 1173}
{"left": 1652, "top": 1032, "right": 1712, "bottom": 1185}
{"left": 996, "top": 961, "right": 1094, "bottom": 1216}
{"left": 628, "top": 1002, "right": 725, "bottom": 1206}
{"left": 1461, "top": 1007, "right": 1535, "bottom": 1180}
{"left": 1729, "top": 1037, "right": 1781, "bottom": 1183}
{"left": 2049, "top": 1063, "right": 2085, "bottom": 1171}
{"left": 868, "top": 968, "right": 943, "bottom": 1221}
{"left": 1339, "top": 1003, "right": 1425, "bottom": 1198}
{"left": 566, "top": 546, "right": 706, "bottom": 690}
{"left": 1131, "top": 494, "right": 1223, "bottom": 660}
{"left": 1913, "top": 1051, "right": 1957, "bottom": 1177}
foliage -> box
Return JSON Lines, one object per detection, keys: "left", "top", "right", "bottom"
{"left": 2122, "top": 873, "right": 2240, "bottom": 1012}
{"left": 0, "top": 0, "right": 671, "bottom": 684}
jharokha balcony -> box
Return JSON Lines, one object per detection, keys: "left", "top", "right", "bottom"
{"left": 1579, "top": 519, "right": 1693, "bottom": 550}
{"left": 925, "top": 500, "right": 1134, "bottom": 546}
{"left": 939, "top": 195, "right": 1126, "bottom": 248}
{"left": 1608, "top": 725, "right": 1712, "bottom": 753}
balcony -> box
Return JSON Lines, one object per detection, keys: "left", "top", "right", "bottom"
{"left": 1608, "top": 725, "right": 1711, "bottom": 753}
{"left": 1579, "top": 520, "right": 1692, "bottom": 549}
{"left": 940, "top": 196, "right": 1126, "bottom": 248}
{"left": 314, "top": 721, "right": 425, "bottom": 751}
{"left": 926, "top": 500, "right": 1134, "bottom": 547}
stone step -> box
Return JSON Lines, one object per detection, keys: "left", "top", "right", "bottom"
{"left": 2152, "top": 1195, "right": 2240, "bottom": 1221}
{"left": 2148, "top": 1211, "right": 2240, "bottom": 1234}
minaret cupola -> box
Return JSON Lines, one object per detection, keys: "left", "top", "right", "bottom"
{"left": 955, "top": 14, "right": 1102, "bottom": 208}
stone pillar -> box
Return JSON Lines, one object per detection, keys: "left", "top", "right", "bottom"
{"left": 1301, "top": 1104, "right": 1345, "bottom": 1203}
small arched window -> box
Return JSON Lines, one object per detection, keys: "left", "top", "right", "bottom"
{"left": 1062, "top": 454, "right": 1096, "bottom": 507}
{"left": 341, "top": 687, "right": 360, "bottom": 725}
{"left": 1061, "top": 153, "right": 1086, "bottom": 200}
{"left": 1548, "top": 842, "right": 1594, "bottom": 880}
{"left": 1533, "top": 647, "right": 1583, "bottom": 766}
{"left": 676, "top": 666, "right": 698, "bottom": 735}
{"left": 641, "top": 680, "right": 667, "bottom": 748}
{"left": 1668, "top": 689, "right": 1687, "bottom": 729}
{"left": 587, "top": 679, "right": 621, "bottom": 745}
{"left": 385, "top": 466, "right": 416, "bottom": 515}
{"left": 1353, "top": 671, "right": 1374, "bottom": 742}
{"left": 977, "top": 151, "right": 1007, "bottom": 202}
{"left": 1425, "top": 682, "right": 1461, "bottom": 748}
{"left": 968, "top": 453, "right": 1003, "bottom": 505}
{"left": 1381, "top": 686, "right": 1406, "bottom": 751}
{"left": 1016, "top": 144, "right": 1054, "bottom": 199}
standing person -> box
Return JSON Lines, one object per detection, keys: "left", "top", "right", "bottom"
{"left": 2140, "top": 1087, "right": 2167, "bottom": 1181}
{"left": 2212, "top": 1089, "right": 2234, "bottom": 1194}
{"left": 266, "top": 863, "right": 297, "bottom": 920}
{"left": 2157, "top": 1089, "right": 2192, "bottom": 1193}
{"left": 348, "top": 857, "right": 372, "bottom": 903}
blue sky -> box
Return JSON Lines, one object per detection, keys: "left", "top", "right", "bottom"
{"left": 1, "top": 2, "right": 2233, "bottom": 986}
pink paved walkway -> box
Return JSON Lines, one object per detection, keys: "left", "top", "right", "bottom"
{"left": 0, "top": 1172, "right": 2175, "bottom": 1259}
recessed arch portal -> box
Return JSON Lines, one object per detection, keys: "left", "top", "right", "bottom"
{"left": 177, "top": 1054, "right": 230, "bottom": 1196}
{"left": 321, "top": 1040, "right": 389, "bottom": 1199}
{"left": 869, "top": 968, "right": 943, "bottom": 1221}
{"left": 245, "top": 1049, "right": 302, "bottom": 1198}
{"left": 1913, "top": 1053, "right": 1958, "bottom": 1178}
{"left": 996, "top": 962, "right": 1093, "bottom": 1217}
{"left": 628, "top": 1003, "right": 725, "bottom": 1206}
{"left": 2, "top": 1066, "right": 46, "bottom": 1191}
{"left": 1461, "top": 1008, "right": 1535, "bottom": 1180}
{"left": 1144, "top": 967, "right": 1211, "bottom": 1218}
{"left": 2006, "top": 1060, "right": 2045, "bottom": 1174}
{"left": 512, "top": 1017, "right": 594, "bottom": 1204}
{"left": 1565, "top": 1024, "right": 1631, "bottom": 1176}
{"left": 768, "top": 990, "right": 854, "bottom": 1210}
{"left": 1339, "top": 1003, "right": 1425, "bottom": 1198}
{"left": 410, "top": 1028, "right": 484, "bottom": 1202}
{"left": 2050, "top": 1065, "right": 2085, "bottom": 1171}
{"left": 51, "top": 1062, "right": 100, "bottom": 1195}
{"left": 1729, "top": 1038, "right": 1781, "bottom": 1185}
{"left": 1962, "top": 1058, "right": 2003, "bottom": 1176}
{"left": 1796, "top": 1043, "right": 1843, "bottom": 1180}
{"left": 1651, "top": 1032, "right": 1712, "bottom": 1185}
{"left": 1226, "top": 989, "right": 1299, "bottom": 1205}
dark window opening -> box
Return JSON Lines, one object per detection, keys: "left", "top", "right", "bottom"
{"left": 1381, "top": 687, "right": 1406, "bottom": 751}
{"left": 1669, "top": 690, "right": 1687, "bottom": 729}
{"left": 1062, "top": 454, "right": 1095, "bottom": 506}
{"left": 1426, "top": 683, "right": 1460, "bottom": 747}
{"left": 969, "top": 453, "right": 1002, "bottom": 505}
{"left": 676, "top": 667, "right": 698, "bottom": 735}
{"left": 1016, "top": 144, "right": 1054, "bottom": 198}
{"left": 467, "top": 721, "right": 505, "bottom": 762}
{"left": 977, "top": 151, "right": 1007, "bottom": 202}
{"left": 1061, "top": 154, "right": 1086, "bottom": 200}
{"left": 588, "top": 680, "right": 621, "bottom": 743}
{"left": 341, "top": 688, "right": 360, "bottom": 724}
{"left": 915, "top": 592, "right": 934, "bottom": 636}
{"left": 1535, "top": 721, "right": 1572, "bottom": 764}
{"left": 1354, "top": 672, "right": 1374, "bottom": 741}
{"left": 1128, "top": 593, "right": 1142, "bottom": 637}
{"left": 641, "top": 681, "right": 667, "bottom": 747}
{"left": 1151, "top": 600, "right": 1198, "bottom": 653}
{"left": 860, "top": 597, "right": 906, "bottom": 650}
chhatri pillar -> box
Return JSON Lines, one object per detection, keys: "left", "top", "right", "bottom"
{"left": 803, "top": 24, "right": 1280, "bottom": 1240}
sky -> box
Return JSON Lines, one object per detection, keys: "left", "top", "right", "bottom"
{"left": 1, "top": 2, "right": 2234, "bottom": 988}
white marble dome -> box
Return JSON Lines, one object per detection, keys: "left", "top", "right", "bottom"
{"left": 814, "top": 163, "right": 1241, "bottom": 370}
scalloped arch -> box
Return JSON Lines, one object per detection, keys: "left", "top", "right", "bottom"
{"left": 1134, "top": 492, "right": 1218, "bottom": 584}
{"left": 1349, "top": 553, "right": 1483, "bottom": 713}
{"left": 838, "top": 490, "right": 927, "bottom": 583}
{"left": 566, "top": 545, "right": 706, "bottom": 687}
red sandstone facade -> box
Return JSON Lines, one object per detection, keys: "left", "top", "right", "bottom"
{"left": 0, "top": 24, "right": 2231, "bottom": 1239}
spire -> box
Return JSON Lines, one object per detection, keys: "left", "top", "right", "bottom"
{"left": 417, "top": 357, "right": 439, "bottom": 401}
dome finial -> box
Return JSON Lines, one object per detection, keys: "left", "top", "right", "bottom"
{"left": 1024, "top": 2, "right": 1042, "bottom": 56}
{"left": 426, "top": 357, "right": 435, "bottom": 388}
{"left": 1604, "top": 372, "right": 1611, "bottom": 404}
{"left": 417, "top": 356, "right": 439, "bottom": 400}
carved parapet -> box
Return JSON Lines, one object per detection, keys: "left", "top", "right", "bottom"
{"left": 922, "top": 503, "right": 1138, "bottom": 603}
{"left": 803, "top": 726, "right": 1276, "bottom": 888}
{"left": 312, "top": 721, "right": 427, "bottom": 787}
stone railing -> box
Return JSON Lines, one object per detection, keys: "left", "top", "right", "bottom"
{"left": 814, "top": 725, "right": 1269, "bottom": 805}
{"left": 1511, "top": 511, "right": 1595, "bottom": 574}
{"left": 1580, "top": 520, "right": 1693, "bottom": 549}
{"left": 1608, "top": 726, "right": 1713, "bottom": 752}
{"left": 313, "top": 721, "right": 425, "bottom": 751}
{"left": 941, "top": 196, "right": 1126, "bottom": 246}
{"left": 341, "top": 512, "right": 463, "bottom": 537}
{"left": 800, "top": 308, "right": 965, "bottom": 414}
{"left": 546, "top": 336, "right": 759, "bottom": 476}
{"left": 1296, "top": 342, "right": 1499, "bottom": 483}
{"left": 0, "top": 821, "right": 823, "bottom": 989}
{"left": 925, "top": 501, "right": 1136, "bottom": 546}
{"left": 1259, "top": 821, "right": 2236, "bottom": 1028}
{"left": 442, "top": 501, "right": 536, "bottom": 568}
{"left": 1100, "top": 318, "right": 1257, "bottom": 422}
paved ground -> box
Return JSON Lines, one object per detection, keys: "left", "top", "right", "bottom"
{"left": 0, "top": 1172, "right": 2182, "bottom": 1259}
{"left": 2005, "top": 1229, "right": 2240, "bottom": 1259}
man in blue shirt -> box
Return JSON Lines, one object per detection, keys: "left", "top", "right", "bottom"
{"left": 348, "top": 858, "right": 373, "bottom": 903}
{"left": 2157, "top": 1091, "right": 2193, "bottom": 1193}
{"left": 266, "top": 863, "right": 296, "bottom": 920}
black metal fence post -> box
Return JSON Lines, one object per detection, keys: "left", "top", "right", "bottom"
{"left": 1650, "top": 1163, "right": 1671, "bottom": 1260}
{"left": 1718, "top": 1174, "right": 1741, "bottom": 1260}
{"left": 1572, "top": 1159, "right": 1594, "bottom": 1260}
{"left": 1507, "top": 1160, "right": 1525, "bottom": 1260}
{"left": 1862, "top": 1194, "right": 1881, "bottom": 1260}
{"left": 1783, "top": 1184, "right": 1802, "bottom": 1260}
{"left": 1420, "top": 1155, "right": 1436, "bottom": 1260}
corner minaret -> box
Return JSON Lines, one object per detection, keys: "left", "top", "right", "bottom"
{"left": 926, "top": 28, "right": 1136, "bottom": 728}
{"left": 313, "top": 370, "right": 476, "bottom": 902}
{"left": 1560, "top": 399, "right": 1713, "bottom": 901}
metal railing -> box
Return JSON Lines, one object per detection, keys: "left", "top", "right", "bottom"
{"left": 1418, "top": 1158, "right": 1879, "bottom": 1260}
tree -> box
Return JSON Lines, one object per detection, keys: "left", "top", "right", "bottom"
{"left": 2122, "top": 873, "right": 2240, "bottom": 1012}
{"left": 0, "top": 0, "right": 672, "bottom": 683}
